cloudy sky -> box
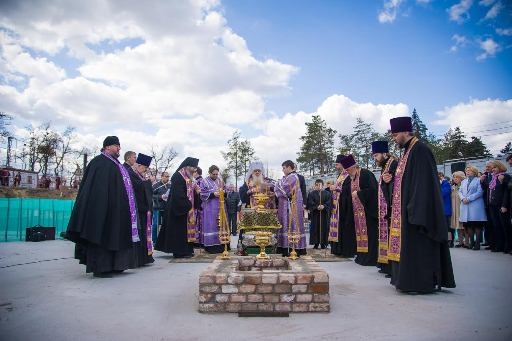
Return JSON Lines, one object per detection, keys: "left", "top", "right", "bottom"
{"left": 1, "top": 0, "right": 511, "bottom": 179}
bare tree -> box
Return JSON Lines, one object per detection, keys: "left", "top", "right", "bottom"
{"left": 54, "top": 127, "right": 76, "bottom": 176}
{"left": 149, "top": 144, "right": 178, "bottom": 175}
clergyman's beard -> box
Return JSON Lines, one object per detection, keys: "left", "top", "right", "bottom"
{"left": 252, "top": 174, "right": 264, "bottom": 186}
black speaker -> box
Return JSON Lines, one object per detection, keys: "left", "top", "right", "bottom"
{"left": 26, "top": 226, "right": 56, "bottom": 242}
{"left": 450, "top": 161, "right": 466, "bottom": 173}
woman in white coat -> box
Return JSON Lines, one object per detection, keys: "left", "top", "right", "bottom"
{"left": 459, "top": 165, "right": 487, "bottom": 250}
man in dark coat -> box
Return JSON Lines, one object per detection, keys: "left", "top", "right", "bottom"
{"left": 66, "top": 136, "right": 138, "bottom": 277}
{"left": 129, "top": 153, "right": 155, "bottom": 266}
{"left": 372, "top": 140, "right": 398, "bottom": 276}
{"left": 340, "top": 154, "right": 379, "bottom": 266}
{"left": 225, "top": 184, "right": 241, "bottom": 236}
{"left": 155, "top": 157, "right": 199, "bottom": 258}
{"left": 388, "top": 116, "right": 456, "bottom": 293}
{"left": 329, "top": 154, "right": 356, "bottom": 257}
{"left": 152, "top": 172, "right": 171, "bottom": 243}
{"left": 307, "top": 179, "right": 332, "bottom": 249}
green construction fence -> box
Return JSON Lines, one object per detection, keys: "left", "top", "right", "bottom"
{"left": 0, "top": 198, "right": 75, "bottom": 242}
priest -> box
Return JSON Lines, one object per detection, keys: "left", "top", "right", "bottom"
{"left": 388, "top": 116, "right": 455, "bottom": 293}
{"left": 372, "top": 140, "right": 398, "bottom": 277}
{"left": 340, "top": 154, "right": 379, "bottom": 266}
{"left": 328, "top": 154, "right": 355, "bottom": 257}
{"left": 155, "top": 156, "right": 199, "bottom": 258}
{"left": 66, "top": 136, "right": 138, "bottom": 277}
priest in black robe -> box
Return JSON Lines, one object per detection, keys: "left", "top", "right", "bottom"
{"left": 340, "top": 154, "right": 379, "bottom": 266}
{"left": 66, "top": 136, "right": 137, "bottom": 277}
{"left": 388, "top": 116, "right": 455, "bottom": 293}
{"left": 329, "top": 154, "right": 356, "bottom": 258}
{"left": 129, "top": 153, "right": 155, "bottom": 266}
{"left": 155, "top": 157, "right": 199, "bottom": 258}
{"left": 307, "top": 179, "right": 332, "bottom": 249}
{"left": 372, "top": 140, "right": 398, "bottom": 276}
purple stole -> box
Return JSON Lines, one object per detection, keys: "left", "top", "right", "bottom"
{"left": 135, "top": 169, "right": 153, "bottom": 255}
{"left": 179, "top": 168, "right": 197, "bottom": 242}
{"left": 102, "top": 152, "right": 139, "bottom": 243}
{"left": 377, "top": 158, "right": 394, "bottom": 264}
{"left": 351, "top": 169, "right": 368, "bottom": 253}
{"left": 388, "top": 137, "right": 418, "bottom": 262}
{"left": 328, "top": 171, "right": 348, "bottom": 242}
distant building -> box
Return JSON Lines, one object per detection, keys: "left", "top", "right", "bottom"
{"left": 0, "top": 167, "right": 39, "bottom": 189}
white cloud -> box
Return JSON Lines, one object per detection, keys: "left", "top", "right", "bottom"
{"left": 378, "top": 0, "right": 404, "bottom": 24}
{"left": 434, "top": 98, "right": 512, "bottom": 154}
{"left": 479, "top": 0, "right": 496, "bottom": 6}
{"left": 416, "top": 0, "right": 432, "bottom": 4}
{"left": 476, "top": 38, "right": 500, "bottom": 60}
{"left": 496, "top": 28, "right": 512, "bottom": 36}
{"left": 448, "top": 0, "right": 474, "bottom": 23}
{"left": 450, "top": 34, "right": 469, "bottom": 52}
{"left": 483, "top": 1, "right": 503, "bottom": 20}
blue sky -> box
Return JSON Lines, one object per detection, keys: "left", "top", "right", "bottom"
{"left": 223, "top": 0, "right": 512, "bottom": 136}
{"left": 0, "top": 0, "right": 511, "bottom": 178}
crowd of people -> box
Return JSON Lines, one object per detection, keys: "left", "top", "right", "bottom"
{"left": 441, "top": 157, "right": 512, "bottom": 254}
{"left": 65, "top": 117, "right": 511, "bottom": 294}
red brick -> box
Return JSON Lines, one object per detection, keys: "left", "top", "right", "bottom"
{"left": 230, "top": 294, "right": 247, "bottom": 303}
{"left": 261, "top": 273, "right": 278, "bottom": 284}
{"left": 278, "top": 273, "right": 296, "bottom": 284}
{"left": 275, "top": 303, "right": 292, "bottom": 312}
{"left": 313, "top": 294, "right": 330, "bottom": 303}
{"left": 295, "top": 294, "right": 313, "bottom": 303}
{"left": 274, "top": 284, "right": 292, "bottom": 293}
{"left": 239, "top": 284, "right": 256, "bottom": 293}
{"left": 263, "top": 294, "right": 280, "bottom": 303}
{"left": 257, "top": 303, "right": 274, "bottom": 312}
{"left": 241, "top": 303, "right": 259, "bottom": 311}
{"left": 256, "top": 284, "right": 274, "bottom": 293}
{"left": 312, "top": 272, "right": 329, "bottom": 283}
{"left": 296, "top": 274, "right": 313, "bottom": 284}
{"left": 199, "top": 275, "right": 215, "bottom": 284}
{"left": 247, "top": 294, "right": 263, "bottom": 303}
{"left": 225, "top": 303, "right": 241, "bottom": 312}
{"left": 291, "top": 284, "right": 308, "bottom": 293}
{"left": 244, "top": 274, "right": 262, "bottom": 285}
{"left": 310, "top": 283, "right": 329, "bottom": 294}
{"left": 292, "top": 303, "right": 310, "bottom": 312}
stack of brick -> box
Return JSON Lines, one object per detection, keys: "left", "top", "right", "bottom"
{"left": 198, "top": 256, "right": 329, "bottom": 313}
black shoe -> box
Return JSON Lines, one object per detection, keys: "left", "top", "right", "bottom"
{"left": 385, "top": 274, "right": 391, "bottom": 278}
{"left": 110, "top": 269, "right": 125, "bottom": 273}
{"left": 481, "top": 243, "right": 489, "bottom": 247}
{"left": 320, "top": 245, "right": 327, "bottom": 249}
{"left": 472, "top": 245, "right": 480, "bottom": 251}
{"left": 313, "top": 245, "right": 319, "bottom": 249}
{"left": 455, "top": 244, "right": 463, "bottom": 248}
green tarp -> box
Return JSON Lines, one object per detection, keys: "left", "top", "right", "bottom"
{"left": 0, "top": 198, "right": 75, "bottom": 242}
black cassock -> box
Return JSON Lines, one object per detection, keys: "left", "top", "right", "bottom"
{"left": 67, "top": 154, "right": 136, "bottom": 274}
{"left": 155, "top": 170, "right": 194, "bottom": 257}
{"left": 331, "top": 178, "right": 357, "bottom": 258}
{"left": 126, "top": 166, "right": 155, "bottom": 266}
{"left": 390, "top": 139, "right": 456, "bottom": 292}
{"left": 307, "top": 189, "right": 332, "bottom": 247}
{"left": 348, "top": 169, "right": 379, "bottom": 266}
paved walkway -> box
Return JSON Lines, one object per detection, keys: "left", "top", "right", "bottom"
{"left": 0, "top": 240, "right": 511, "bottom": 340}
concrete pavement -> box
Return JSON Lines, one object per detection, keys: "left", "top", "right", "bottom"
{"left": 0, "top": 239, "right": 511, "bottom": 341}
